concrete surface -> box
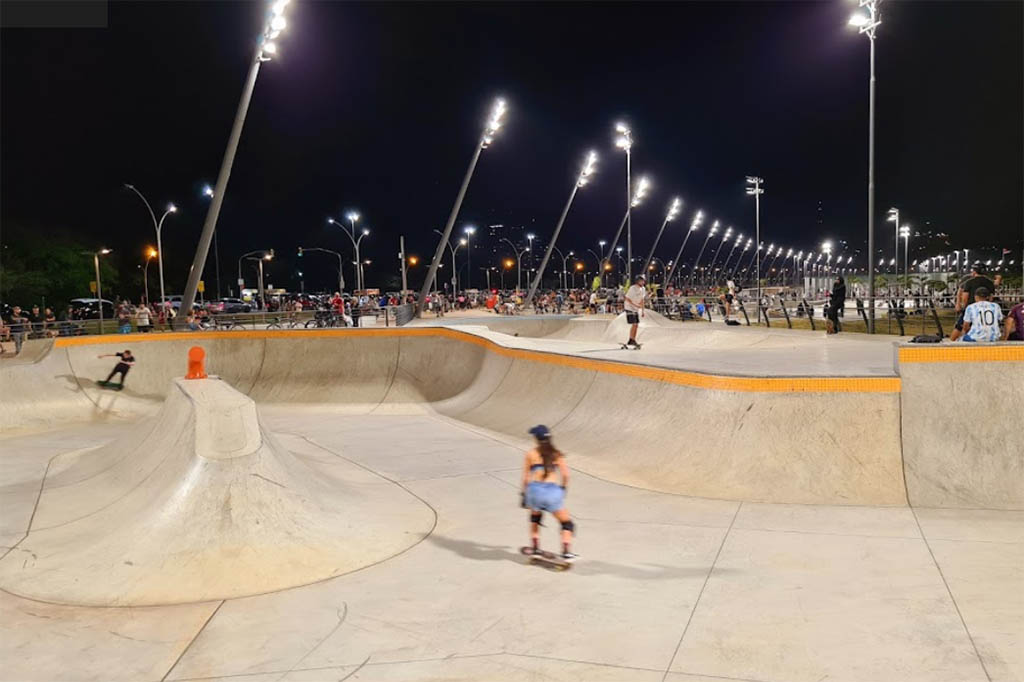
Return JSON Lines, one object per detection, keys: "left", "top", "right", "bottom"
{"left": 0, "top": 319, "right": 1020, "bottom": 681}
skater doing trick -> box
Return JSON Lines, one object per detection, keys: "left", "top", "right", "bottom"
{"left": 98, "top": 350, "right": 135, "bottom": 388}
{"left": 520, "top": 425, "right": 577, "bottom": 563}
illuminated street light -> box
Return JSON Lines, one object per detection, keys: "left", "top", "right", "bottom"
{"left": 80, "top": 248, "right": 113, "bottom": 332}
{"left": 328, "top": 214, "right": 370, "bottom": 291}
{"left": 721, "top": 232, "right": 744, "bottom": 275}
{"left": 418, "top": 97, "right": 508, "bottom": 313}
{"left": 614, "top": 123, "right": 638, "bottom": 281}
{"left": 526, "top": 150, "right": 599, "bottom": 305}
{"left": 181, "top": 0, "right": 292, "bottom": 319}
{"left": 665, "top": 210, "right": 703, "bottom": 286}
{"left": 746, "top": 175, "right": 765, "bottom": 323}
{"left": 706, "top": 226, "right": 734, "bottom": 284}
{"left": 641, "top": 196, "right": 682, "bottom": 278}
{"left": 603, "top": 174, "right": 652, "bottom": 283}
{"left": 848, "top": 0, "right": 882, "bottom": 332}
{"left": 900, "top": 225, "right": 910, "bottom": 285}
{"left": 731, "top": 238, "right": 753, "bottom": 279}
{"left": 143, "top": 247, "right": 158, "bottom": 305}
{"left": 691, "top": 222, "right": 719, "bottom": 286}
{"left": 124, "top": 184, "right": 176, "bottom": 308}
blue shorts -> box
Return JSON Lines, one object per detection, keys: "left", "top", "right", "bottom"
{"left": 525, "top": 482, "right": 564, "bottom": 512}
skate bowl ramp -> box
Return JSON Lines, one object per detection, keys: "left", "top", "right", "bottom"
{"left": 1, "top": 329, "right": 1020, "bottom": 511}
{"left": 0, "top": 376, "right": 435, "bottom": 606}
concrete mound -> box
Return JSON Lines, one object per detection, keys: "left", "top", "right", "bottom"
{"left": 0, "top": 376, "right": 434, "bottom": 607}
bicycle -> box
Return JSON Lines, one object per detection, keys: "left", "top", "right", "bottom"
{"left": 266, "top": 315, "right": 301, "bottom": 330}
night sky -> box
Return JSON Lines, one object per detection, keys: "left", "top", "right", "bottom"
{"left": 2, "top": 0, "right": 1021, "bottom": 294}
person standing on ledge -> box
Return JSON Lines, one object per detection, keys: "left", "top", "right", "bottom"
{"left": 623, "top": 274, "right": 647, "bottom": 347}
{"left": 520, "top": 425, "right": 576, "bottom": 562}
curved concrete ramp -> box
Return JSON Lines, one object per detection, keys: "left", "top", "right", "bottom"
{"left": 0, "top": 377, "right": 434, "bottom": 607}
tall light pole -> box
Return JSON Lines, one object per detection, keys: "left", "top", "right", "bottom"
{"left": 887, "top": 207, "right": 899, "bottom": 290}
{"left": 328, "top": 215, "right": 370, "bottom": 291}
{"left": 143, "top": 247, "right": 157, "bottom": 305}
{"left": 665, "top": 210, "right": 703, "bottom": 286}
{"left": 691, "top": 222, "right": 719, "bottom": 286}
{"left": 720, "top": 232, "right": 744, "bottom": 276}
{"left": 745, "top": 176, "right": 764, "bottom": 323}
{"left": 900, "top": 225, "right": 910, "bottom": 291}
{"left": 180, "top": 0, "right": 292, "bottom": 321}
{"left": 433, "top": 228, "right": 466, "bottom": 292}
{"left": 84, "top": 249, "right": 112, "bottom": 332}
{"left": 238, "top": 249, "right": 273, "bottom": 309}
{"left": 849, "top": 0, "right": 881, "bottom": 332}
{"left": 500, "top": 238, "right": 530, "bottom": 292}
{"left": 124, "top": 184, "right": 176, "bottom": 307}
{"left": 731, "top": 238, "right": 753, "bottom": 279}
{"left": 603, "top": 174, "right": 651, "bottom": 281}
{"left": 418, "top": 97, "right": 507, "bottom": 315}
{"left": 614, "top": 122, "right": 634, "bottom": 281}
{"left": 706, "top": 226, "right": 733, "bottom": 285}
{"left": 641, "top": 197, "right": 682, "bottom": 279}
{"left": 463, "top": 225, "right": 476, "bottom": 289}
{"left": 201, "top": 185, "right": 222, "bottom": 299}
{"left": 526, "top": 150, "right": 597, "bottom": 306}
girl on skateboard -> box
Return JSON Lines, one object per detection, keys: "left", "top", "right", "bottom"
{"left": 521, "top": 425, "right": 577, "bottom": 562}
{"left": 98, "top": 350, "right": 135, "bottom": 389}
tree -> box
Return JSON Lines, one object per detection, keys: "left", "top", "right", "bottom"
{"left": 0, "top": 223, "right": 120, "bottom": 307}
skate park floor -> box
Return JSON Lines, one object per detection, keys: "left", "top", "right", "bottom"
{"left": 0, "top": 318, "right": 1020, "bottom": 682}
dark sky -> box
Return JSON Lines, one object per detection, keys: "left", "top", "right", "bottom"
{"left": 2, "top": 0, "right": 1021, "bottom": 294}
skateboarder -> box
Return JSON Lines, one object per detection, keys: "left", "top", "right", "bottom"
{"left": 98, "top": 350, "right": 135, "bottom": 388}
{"left": 623, "top": 275, "right": 647, "bottom": 348}
{"left": 520, "top": 425, "right": 577, "bottom": 563}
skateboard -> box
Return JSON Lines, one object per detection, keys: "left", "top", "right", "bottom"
{"left": 96, "top": 380, "right": 124, "bottom": 391}
{"left": 520, "top": 546, "right": 573, "bottom": 571}
{"left": 619, "top": 343, "right": 642, "bottom": 350}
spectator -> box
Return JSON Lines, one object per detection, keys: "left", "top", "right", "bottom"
{"left": 135, "top": 303, "right": 153, "bottom": 333}
{"left": 960, "top": 288, "right": 1002, "bottom": 343}
{"left": 8, "top": 306, "right": 27, "bottom": 354}
{"left": 951, "top": 265, "right": 995, "bottom": 341}
{"left": 28, "top": 305, "right": 44, "bottom": 338}
{"left": 1003, "top": 301, "right": 1022, "bottom": 341}
{"left": 185, "top": 314, "right": 201, "bottom": 331}
{"left": 826, "top": 276, "right": 846, "bottom": 335}
{"left": 117, "top": 305, "right": 133, "bottom": 334}
{"left": 43, "top": 307, "right": 57, "bottom": 337}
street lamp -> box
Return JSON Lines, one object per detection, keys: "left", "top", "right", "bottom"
{"left": 706, "top": 226, "right": 733, "bottom": 285}
{"left": 328, "top": 215, "right": 370, "bottom": 291}
{"left": 418, "top": 97, "right": 507, "bottom": 315}
{"left": 180, "top": 0, "right": 292, "bottom": 320}
{"left": 900, "top": 225, "right": 910, "bottom": 290}
{"left": 238, "top": 249, "right": 274, "bottom": 310}
{"left": 887, "top": 207, "right": 900, "bottom": 289}
{"left": 745, "top": 175, "right": 764, "bottom": 323}
{"left": 614, "top": 122, "right": 635, "bottom": 281}
{"left": 526, "top": 149, "right": 598, "bottom": 306}
{"left": 500, "top": 238, "right": 531, "bottom": 292}
{"left": 432, "top": 228, "right": 466, "bottom": 292}
{"left": 297, "top": 246, "right": 344, "bottom": 294}
{"left": 665, "top": 210, "right": 703, "bottom": 287}
{"left": 143, "top": 247, "right": 158, "bottom": 305}
{"left": 83, "top": 249, "right": 112, "bottom": 332}
{"left": 731, "top": 238, "right": 753, "bottom": 279}
{"left": 200, "top": 184, "right": 223, "bottom": 299}
{"left": 721, "top": 232, "right": 744, "bottom": 276}
{"left": 463, "top": 225, "right": 477, "bottom": 289}
{"left": 691, "top": 221, "right": 719, "bottom": 286}
{"left": 603, "top": 174, "right": 651, "bottom": 283}
{"left": 124, "top": 184, "right": 176, "bottom": 308}
{"left": 641, "top": 196, "right": 682, "bottom": 279}
{"left": 849, "top": 0, "right": 882, "bottom": 332}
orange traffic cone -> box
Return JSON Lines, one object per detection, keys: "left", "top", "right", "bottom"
{"left": 185, "top": 346, "right": 208, "bottom": 379}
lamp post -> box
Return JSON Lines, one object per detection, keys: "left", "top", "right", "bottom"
{"left": 238, "top": 250, "right": 274, "bottom": 310}
{"left": 614, "top": 122, "right": 634, "bottom": 282}
{"left": 201, "top": 185, "right": 223, "bottom": 299}
{"left": 706, "top": 226, "right": 733, "bottom": 285}
{"left": 526, "top": 150, "right": 597, "bottom": 306}
{"left": 500, "top": 238, "right": 530, "bottom": 292}
{"left": 745, "top": 175, "right": 764, "bottom": 323}
{"left": 297, "top": 246, "right": 344, "bottom": 294}
{"left": 614, "top": 247, "right": 627, "bottom": 286}
{"left": 84, "top": 249, "right": 112, "bottom": 333}
{"left": 900, "top": 225, "right": 910, "bottom": 292}
{"left": 328, "top": 214, "right": 370, "bottom": 292}
{"left": 690, "top": 222, "right": 718, "bottom": 286}
{"left": 180, "top": 0, "right": 291, "bottom": 321}
{"left": 603, "top": 175, "right": 651, "bottom": 283}
{"left": 418, "top": 97, "right": 507, "bottom": 315}
{"left": 887, "top": 207, "right": 900, "bottom": 291}
{"left": 432, "top": 229, "right": 466, "bottom": 292}
{"left": 731, "top": 238, "right": 753, "bottom": 279}
{"left": 124, "top": 184, "right": 176, "bottom": 307}
{"left": 641, "top": 197, "right": 682, "bottom": 280}
{"left": 463, "top": 225, "right": 476, "bottom": 289}
{"left": 143, "top": 247, "right": 157, "bottom": 305}
{"left": 720, "top": 232, "right": 744, "bottom": 276}
{"left": 665, "top": 210, "right": 703, "bottom": 287}
{"left": 598, "top": 240, "right": 607, "bottom": 287}
{"left": 849, "top": 0, "right": 881, "bottom": 332}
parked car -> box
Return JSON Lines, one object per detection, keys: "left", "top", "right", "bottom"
{"left": 208, "top": 298, "right": 251, "bottom": 314}
{"left": 69, "top": 298, "right": 115, "bottom": 320}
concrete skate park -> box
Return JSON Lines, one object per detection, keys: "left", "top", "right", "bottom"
{"left": 1, "top": 313, "right": 1020, "bottom": 682}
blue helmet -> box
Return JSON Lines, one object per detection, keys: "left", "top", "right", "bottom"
{"left": 528, "top": 424, "right": 551, "bottom": 440}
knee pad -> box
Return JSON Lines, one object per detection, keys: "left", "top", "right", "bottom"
{"left": 530, "top": 512, "right": 543, "bottom": 525}
{"left": 561, "top": 519, "right": 575, "bottom": 534}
